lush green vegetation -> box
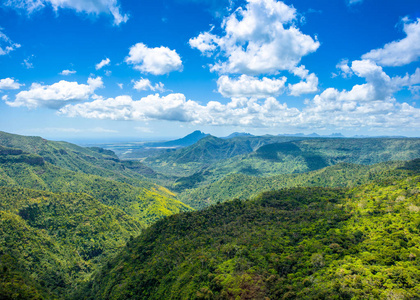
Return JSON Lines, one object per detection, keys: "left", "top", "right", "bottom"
{"left": 0, "top": 131, "right": 155, "bottom": 187}
{"left": 144, "top": 137, "right": 420, "bottom": 192}
{"left": 0, "top": 132, "right": 193, "bottom": 298}
{"left": 78, "top": 159, "right": 420, "bottom": 299}
{"left": 0, "top": 144, "right": 191, "bottom": 226}
{"left": 0, "top": 186, "right": 143, "bottom": 298}
{"left": 179, "top": 161, "right": 409, "bottom": 209}
{"left": 1, "top": 131, "right": 420, "bottom": 299}
{"left": 144, "top": 135, "right": 304, "bottom": 177}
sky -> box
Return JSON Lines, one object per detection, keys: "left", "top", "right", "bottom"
{"left": 0, "top": 0, "right": 420, "bottom": 141}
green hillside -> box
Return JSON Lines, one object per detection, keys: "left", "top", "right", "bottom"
{"left": 179, "top": 161, "right": 409, "bottom": 209}
{"left": 0, "top": 147, "right": 191, "bottom": 225}
{"left": 144, "top": 135, "right": 305, "bottom": 177}
{"left": 0, "top": 131, "right": 154, "bottom": 187}
{"left": 0, "top": 186, "right": 143, "bottom": 298}
{"left": 156, "top": 137, "right": 420, "bottom": 192}
{"left": 78, "top": 159, "right": 420, "bottom": 299}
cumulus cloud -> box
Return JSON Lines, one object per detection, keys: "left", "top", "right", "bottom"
{"left": 335, "top": 59, "right": 353, "bottom": 78}
{"left": 288, "top": 66, "right": 318, "bottom": 96}
{"left": 59, "top": 94, "right": 199, "bottom": 122}
{"left": 57, "top": 59, "right": 420, "bottom": 131}
{"left": 95, "top": 58, "right": 110, "bottom": 70}
{"left": 0, "top": 29, "right": 21, "bottom": 56}
{"left": 59, "top": 93, "right": 303, "bottom": 126}
{"left": 362, "top": 18, "right": 420, "bottom": 67}
{"left": 125, "top": 43, "right": 183, "bottom": 75}
{"left": 3, "top": 0, "right": 129, "bottom": 25}
{"left": 0, "top": 78, "right": 22, "bottom": 90}
{"left": 133, "top": 78, "right": 165, "bottom": 92}
{"left": 6, "top": 76, "right": 103, "bottom": 109}
{"left": 60, "top": 69, "right": 76, "bottom": 76}
{"left": 189, "top": 0, "right": 319, "bottom": 75}
{"left": 217, "top": 75, "right": 286, "bottom": 98}
{"left": 58, "top": 89, "right": 420, "bottom": 131}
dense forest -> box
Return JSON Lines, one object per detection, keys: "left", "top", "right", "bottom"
{"left": 1, "top": 131, "right": 420, "bottom": 299}
{"left": 80, "top": 159, "right": 420, "bottom": 299}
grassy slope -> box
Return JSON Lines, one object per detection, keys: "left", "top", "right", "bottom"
{"left": 79, "top": 159, "right": 420, "bottom": 299}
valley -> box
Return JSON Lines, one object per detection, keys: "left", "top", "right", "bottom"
{"left": 1, "top": 130, "right": 420, "bottom": 299}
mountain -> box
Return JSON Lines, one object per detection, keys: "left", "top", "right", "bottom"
{"left": 153, "top": 130, "right": 209, "bottom": 147}
{"left": 117, "top": 131, "right": 210, "bottom": 160}
{"left": 222, "top": 132, "right": 254, "bottom": 139}
{"left": 149, "top": 137, "right": 420, "bottom": 193}
{"left": 0, "top": 132, "right": 194, "bottom": 225}
{"left": 0, "top": 131, "right": 152, "bottom": 187}
{"left": 144, "top": 135, "right": 306, "bottom": 176}
{"left": 79, "top": 159, "right": 420, "bottom": 299}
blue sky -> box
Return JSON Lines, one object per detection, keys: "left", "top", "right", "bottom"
{"left": 0, "top": 0, "right": 419, "bottom": 141}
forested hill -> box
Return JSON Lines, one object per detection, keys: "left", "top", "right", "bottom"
{"left": 144, "top": 135, "right": 306, "bottom": 176}
{"left": 143, "top": 136, "right": 420, "bottom": 191}
{"left": 79, "top": 159, "right": 420, "bottom": 299}
{"left": 0, "top": 131, "right": 156, "bottom": 186}
{"left": 0, "top": 145, "right": 192, "bottom": 225}
{"left": 179, "top": 160, "right": 411, "bottom": 209}
{"left": 0, "top": 132, "right": 194, "bottom": 299}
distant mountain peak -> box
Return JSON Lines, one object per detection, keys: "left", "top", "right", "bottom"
{"left": 223, "top": 132, "right": 254, "bottom": 139}
{"left": 151, "top": 130, "right": 209, "bottom": 148}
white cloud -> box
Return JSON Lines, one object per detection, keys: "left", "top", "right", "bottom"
{"left": 57, "top": 59, "right": 420, "bottom": 131}
{"left": 60, "top": 69, "right": 76, "bottom": 76}
{"left": 125, "top": 43, "right": 183, "bottom": 75}
{"left": 59, "top": 93, "right": 304, "bottom": 127}
{"left": 362, "top": 18, "right": 420, "bottom": 67}
{"left": 0, "top": 28, "right": 21, "bottom": 55}
{"left": 7, "top": 76, "right": 103, "bottom": 109}
{"left": 133, "top": 78, "right": 165, "bottom": 92}
{"left": 2, "top": 95, "right": 9, "bottom": 101}
{"left": 188, "top": 31, "right": 219, "bottom": 56}
{"left": 3, "top": 0, "right": 129, "bottom": 25}
{"left": 95, "top": 57, "right": 110, "bottom": 70}
{"left": 0, "top": 78, "right": 22, "bottom": 90}
{"left": 335, "top": 59, "right": 353, "bottom": 78}
{"left": 288, "top": 66, "right": 318, "bottom": 96}
{"left": 189, "top": 0, "right": 319, "bottom": 75}
{"left": 22, "top": 56, "right": 34, "bottom": 69}
{"left": 117, "top": 83, "right": 123, "bottom": 89}
{"left": 58, "top": 90, "right": 420, "bottom": 131}
{"left": 217, "top": 75, "right": 286, "bottom": 98}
